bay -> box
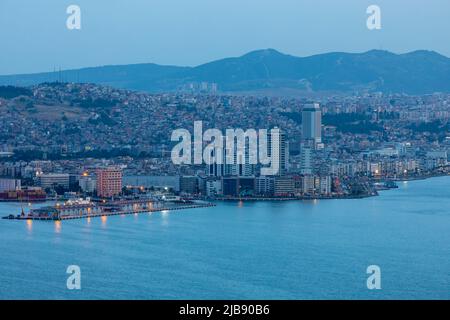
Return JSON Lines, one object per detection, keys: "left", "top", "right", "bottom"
{"left": 0, "top": 177, "right": 449, "bottom": 299}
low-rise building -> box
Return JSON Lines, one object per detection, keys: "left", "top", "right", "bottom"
{"left": 38, "top": 173, "right": 70, "bottom": 190}
{"left": 0, "top": 178, "right": 21, "bottom": 192}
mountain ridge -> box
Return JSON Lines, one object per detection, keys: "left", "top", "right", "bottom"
{"left": 1, "top": 49, "right": 450, "bottom": 95}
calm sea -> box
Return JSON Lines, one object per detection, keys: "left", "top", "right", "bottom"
{"left": 0, "top": 177, "right": 449, "bottom": 299}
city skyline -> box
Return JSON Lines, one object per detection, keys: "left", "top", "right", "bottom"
{"left": 1, "top": 81, "right": 448, "bottom": 201}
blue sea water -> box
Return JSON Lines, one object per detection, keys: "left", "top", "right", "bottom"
{"left": 0, "top": 177, "right": 449, "bottom": 300}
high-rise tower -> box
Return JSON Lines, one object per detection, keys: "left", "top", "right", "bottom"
{"left": 302, "top": 103, "right": 322, "bottom": 144}
{"left": 267, "top": 128, "right": 289, "bottom": 176}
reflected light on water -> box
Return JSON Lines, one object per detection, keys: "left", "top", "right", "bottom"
{"left": 26, "top": 219, "right": 33, "bottom": 233}
{"left": 161, "top": 210, "right": 169, "bottom": 226}
{"left": 87, "top": 217, "right": 91, "bottom": 224}
{"left": 238, "top": 200, "right": 243, "bottom": 208}
{"left": 54, "top": 221, "right": 61, "bottom": 234}
{"left": 101, "top": 215, "right": 107, "bottom": 227}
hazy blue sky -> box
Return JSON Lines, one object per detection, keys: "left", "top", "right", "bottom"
{"left": 0, "top": 0, "right": 449, "bottom": 75}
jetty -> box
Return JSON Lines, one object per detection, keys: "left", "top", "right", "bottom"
{"left": 2, "top": 198, "right": 214, "bottom": 221}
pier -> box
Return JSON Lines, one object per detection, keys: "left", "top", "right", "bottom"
{"left": 2, "top": 199, "right": 215, "bottom": 221}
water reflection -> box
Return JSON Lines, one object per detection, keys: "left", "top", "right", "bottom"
{"left": 161, "top": 210, "right": 169, "bottom": 226}
{"left": 26, "top": 219, "right": 33, "bottom": 233}
{"left": 101, "top": 215, "right": 107, "bottom": 227}
{"left": 54, "top": 221, "right": 61, "bottom": 234}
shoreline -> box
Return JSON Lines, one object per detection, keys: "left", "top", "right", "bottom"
{"left": 211, "top": 173, "right": 450, "bottom": 202}
{"left": 213, "top": 193, "right": 377, "bottom": 202}
{"left": 0, "top": 174, "right": 448, "bottom": 207}
{"left": 391, "top": 172, "right": 449, "bottom": 182}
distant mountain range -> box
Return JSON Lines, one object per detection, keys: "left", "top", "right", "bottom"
{"left": 1, "top": 49, "right": 450, "bottom": 95}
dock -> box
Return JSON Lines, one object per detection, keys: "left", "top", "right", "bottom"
{"left": 2, "top": 201, "right": 215, "bottom": 221}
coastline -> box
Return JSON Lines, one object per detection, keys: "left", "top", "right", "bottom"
{"left": 1, "top": 174, "right": 448, "bottom": 207}
{"left": 212, "top": 173, "right": 450, "bottom": 202}
{"left": 391, "top": 172, "right": 450, "bottom": 182}
{"left": 214, "top": 193, "right": 377, "bottom": 202}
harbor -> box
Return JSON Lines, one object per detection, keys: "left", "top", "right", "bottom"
{"left": 2, "top": 198, "right": 215, "bottom": 221}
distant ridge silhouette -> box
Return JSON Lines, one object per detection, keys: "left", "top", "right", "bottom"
{"left": 1, "top": 49, "right": 450, "bottom": 94}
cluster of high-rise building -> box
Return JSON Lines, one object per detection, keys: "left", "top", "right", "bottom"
{"left": 197, "top": 103, "right": 334, "bottom": 198}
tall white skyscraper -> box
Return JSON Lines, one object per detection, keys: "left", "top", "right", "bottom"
{"left": 267, "top": 128, "right": 289, "bottom": 176}
{"left": 302, "top": 103, "right": 322, "bottom": 144}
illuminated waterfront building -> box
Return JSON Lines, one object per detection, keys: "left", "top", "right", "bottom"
{"left": 96, "top": 167, "right": 122, "bottom": 198}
